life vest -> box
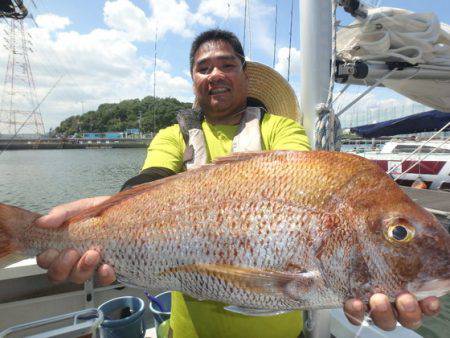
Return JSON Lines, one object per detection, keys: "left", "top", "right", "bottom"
{"left": 176, "top": 107, "right": 264, "bottom": 170}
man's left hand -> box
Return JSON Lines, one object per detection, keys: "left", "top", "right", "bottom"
{"left": 344, "top": 293, "right": 440, "bottom": 331}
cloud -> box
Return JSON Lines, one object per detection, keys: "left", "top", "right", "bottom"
{"left": 0, "top": 9, "right": 194, "bottom": 132}
{"left": 274, "top": 47, "right": 301, "bottom": 78}
{"left": 104, "top": 0, "right": 198, "bottom": 41}
{"left": 195, "top": 0, "right": 244, "bottom": 20}
{"left": 152, "top": 70, "right": 193, "bottom": 101}
{"left": 148, "top": 0, "right": 196, "bottom": 37}
{"left": 104, "top": 0, "right": 153, "bottom": 41}
{"left": 35, "top": 13, "right": 71, "bottom": 31}
{"left": 244, "top": 1, "right": 276, "bottom": 57}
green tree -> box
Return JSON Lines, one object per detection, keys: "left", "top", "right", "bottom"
{"left": 55, "top": 96, "right": 192, "bottom": 136}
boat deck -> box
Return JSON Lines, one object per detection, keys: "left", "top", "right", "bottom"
{"left": 402, "top": 187, "right": 450, "bottom": 213}
{"left": 402, "top": 187, "right": 450, "bottom": 230}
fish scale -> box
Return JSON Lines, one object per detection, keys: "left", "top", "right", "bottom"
{"left": 1, "top": 150, "right": 449, "bottom": 312}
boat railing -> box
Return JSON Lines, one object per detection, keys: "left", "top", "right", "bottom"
{"left": 0, "top": 307, "right": 103, "bottom": 337}
{"left": 386, "top": 122, "right": 450, "bottom": 177}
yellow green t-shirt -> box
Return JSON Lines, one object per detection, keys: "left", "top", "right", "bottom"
{"left": 142, "top": 113, "right": 311, "bottom": 338}
{"left": 142, "top": 113, "right": 311, "bottom": 172}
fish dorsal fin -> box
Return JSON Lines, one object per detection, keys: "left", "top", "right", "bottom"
{"left": 67, "top": 153, "right": 264, "bottom": 224}
{"left": 212, "top": 151, "right": 269, "bottom": 165}
{"left": 67, "top": 173, "right": 186, "bottom": 224}
{"left": 161, "top": 263, "right": 319, "bottom": 298}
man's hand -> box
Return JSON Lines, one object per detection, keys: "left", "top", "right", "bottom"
{"left": 344, "top": 293, "right": 440, "bottom": 331}
{"left": 35, "top": 196, "right": 116, "bottom": 285}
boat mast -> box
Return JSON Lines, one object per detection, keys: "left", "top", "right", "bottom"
{"left": 299, "top": 0, "right": 332, "bottom": 336}
{"left": 299, "top": 0, "right": 332, "bottom": 148}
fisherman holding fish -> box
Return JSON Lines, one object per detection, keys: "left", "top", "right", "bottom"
{"left": 14, "top": 29, "right": 445, "bottom": 337}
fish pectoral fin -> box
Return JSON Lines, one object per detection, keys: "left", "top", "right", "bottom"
{"left": 161, "top": 264, "right": 320, "bottom": 298}
{"left": 224, "top": 305, "right": 292, "bottom": 317}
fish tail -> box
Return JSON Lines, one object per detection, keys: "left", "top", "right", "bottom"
{"left": 0, "top": 203, "right": 41, "bottom": 268}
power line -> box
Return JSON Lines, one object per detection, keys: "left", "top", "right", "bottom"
{"left": 0, "top": 74, "right": 63, "bottom": 155}
{"left": 243, "top": 0, "right": 247, "bottom": 54}
{"left": 248, "top": 0, "right": 252, "bottom": 60}
{"left": 153, "top": 26, "right": 158, "bottom": 135}
{"left": 272, "top": 0, "right": 278, "bottom": 68}
{"left": 287, "top": 0, "right": 294, "bottom": 82}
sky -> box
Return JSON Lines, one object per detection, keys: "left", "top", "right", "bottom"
{"left": 0, "top": 0, "right": 449, "bottom": 132}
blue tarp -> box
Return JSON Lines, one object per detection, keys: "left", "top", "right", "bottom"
{"left": 350, "top": 110, "right": 450, "bottom": 138}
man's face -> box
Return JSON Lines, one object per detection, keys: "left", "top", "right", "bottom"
{"left": 192, "top": 40, "right": 248, "bottom": 121}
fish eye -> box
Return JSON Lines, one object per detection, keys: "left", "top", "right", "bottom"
{"left": 385, "top": 221, "right": 415, "bottom": 244}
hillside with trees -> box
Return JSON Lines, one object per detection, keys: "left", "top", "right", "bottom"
{"left": 54, "top": 96, "right": 192, "bottom": 136}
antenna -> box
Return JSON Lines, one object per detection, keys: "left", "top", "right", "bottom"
{"left": 0, "top": 7, "right": 45, "bottom": 137}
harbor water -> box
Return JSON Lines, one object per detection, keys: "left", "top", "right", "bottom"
{"left": 0, "top": 148, "right": 448, "bottom": 337}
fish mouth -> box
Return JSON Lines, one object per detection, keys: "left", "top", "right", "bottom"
{"left": 407, "top": 279, "right": 450, "bottom": 300}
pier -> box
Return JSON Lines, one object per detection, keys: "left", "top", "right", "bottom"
{"left": 0, "top": 138, "right": 151, "bottom": 150}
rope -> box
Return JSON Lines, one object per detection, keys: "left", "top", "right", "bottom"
{"left": 287, "top": 0, "right": 294, "bottom": 82}
{"left": 315, "top": 104, "right": 342, "bottom": 151}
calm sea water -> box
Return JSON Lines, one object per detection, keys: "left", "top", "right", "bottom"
{"left": 0, "top": 148, "right": 146, "bottom": 213}
{"left": 0, "top": 149, "right": 448, "bottom": 337}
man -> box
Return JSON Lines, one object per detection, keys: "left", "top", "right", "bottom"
{"left": 36, "top": 29, "right": 441, "bottom": 336}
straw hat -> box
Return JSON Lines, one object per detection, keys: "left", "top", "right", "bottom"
{"left": 193, "top": 61, "right": 301, "bottom": 121}
{"left": 245, "top": 61, "right": 301, "bottom": 121}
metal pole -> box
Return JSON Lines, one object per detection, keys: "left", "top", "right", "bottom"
{"left": 300, "top": 0, "right": 332, "bottom": 144}
{"left": 300, "top": 0, "right": 332, "bottom": 335}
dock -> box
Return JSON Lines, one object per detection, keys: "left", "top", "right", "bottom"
{"left": 0, "top": 138, "right": 151, "bottom": 150}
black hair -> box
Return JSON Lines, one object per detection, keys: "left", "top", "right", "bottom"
{"left": 189, "top": 29, "right": 246, "bottom": 74}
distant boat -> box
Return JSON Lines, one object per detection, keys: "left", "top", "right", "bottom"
{"left": 349, "top": 110, "right": 450, "bottom": 190}
{"left": 349, "top": 139, "right": 450, "bottom": 191}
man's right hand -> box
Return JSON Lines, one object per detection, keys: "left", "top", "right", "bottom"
{"left": 35, "top": 196, "right": 116, "bottom": 285}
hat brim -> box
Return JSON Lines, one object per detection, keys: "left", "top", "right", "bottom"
{"left": 245, "top": 61, "right": 300, "bottom": 121}
{"left": 193, "top": 61, "right": 300, "bottom": 122}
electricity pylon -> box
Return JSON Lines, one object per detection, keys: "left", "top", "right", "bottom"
{"left": 0, "top": 1, "right": 45, "bottom": 137}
